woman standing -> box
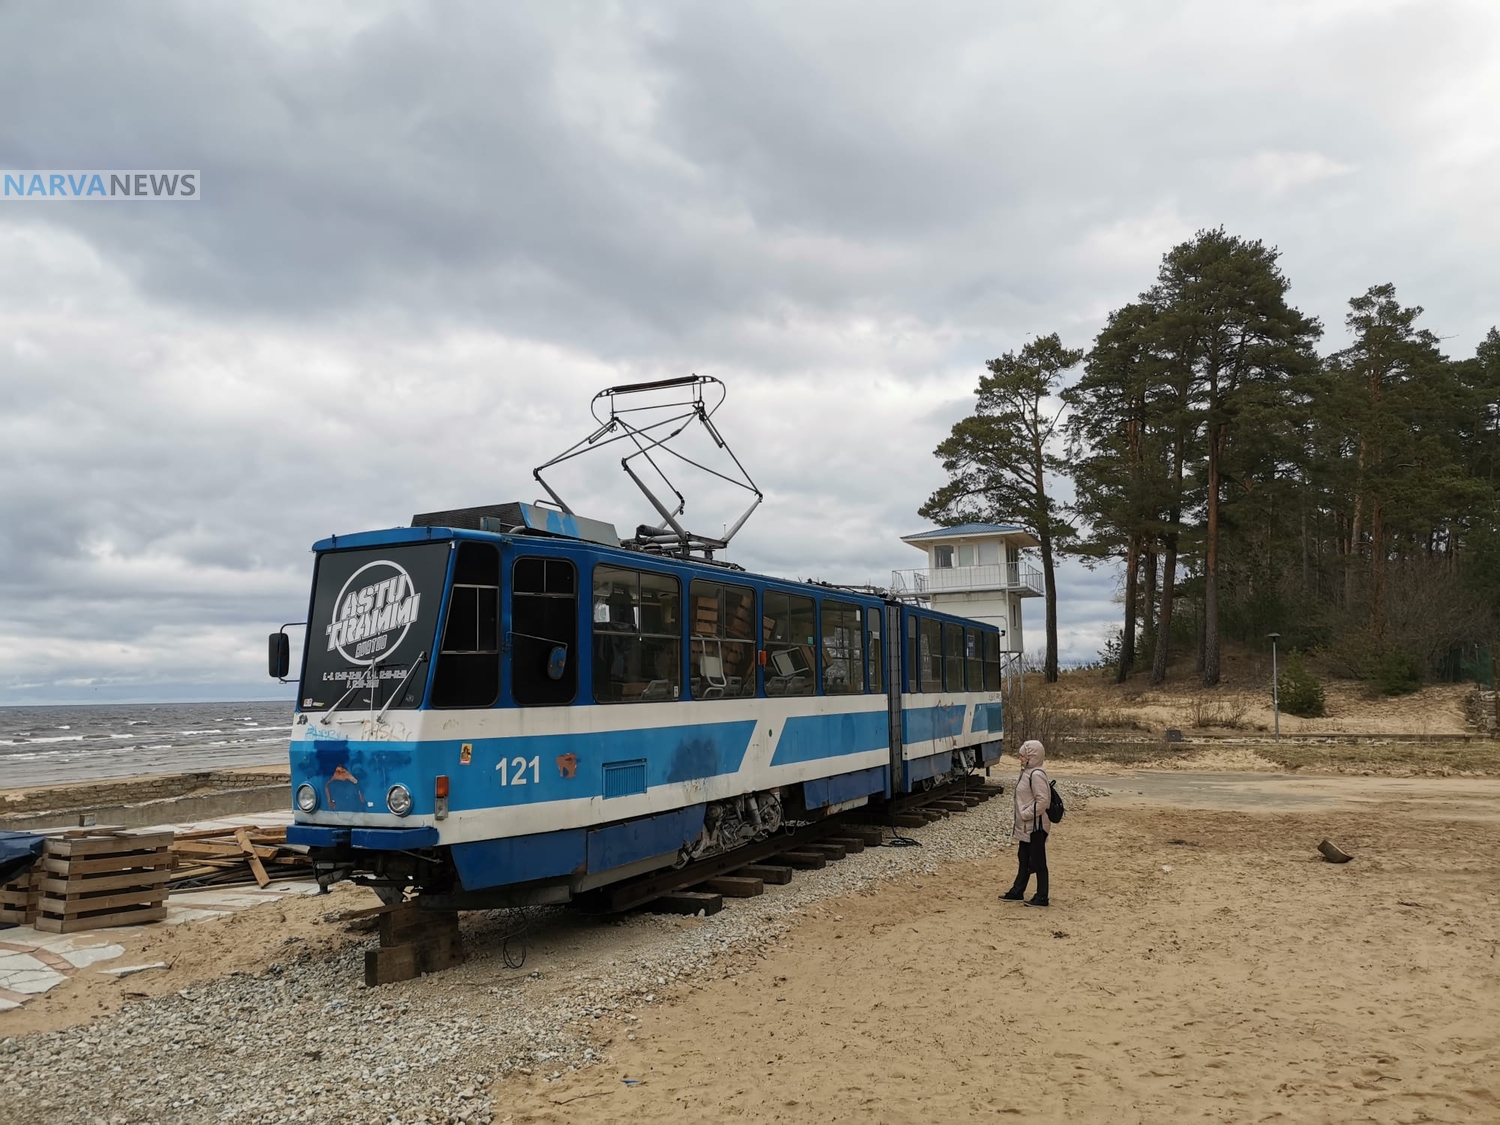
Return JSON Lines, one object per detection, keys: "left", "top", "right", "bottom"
{"left": 1001, "top": 739, "right": 1051, "bottom": 907}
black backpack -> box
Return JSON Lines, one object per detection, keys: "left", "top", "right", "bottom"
{"left": 1047, "top": 780, "right": 1066, "bottom": 823}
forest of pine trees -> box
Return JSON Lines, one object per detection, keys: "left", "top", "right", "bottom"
{"left": 925, "top": 228, "right": 1500, "bottom": 689}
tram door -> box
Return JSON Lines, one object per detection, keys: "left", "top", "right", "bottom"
{"left": 884, "top": 602, "right": 904, "bottom": 796}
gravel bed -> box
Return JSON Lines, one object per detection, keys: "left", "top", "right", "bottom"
{"left": 0, "top": 780, "right": 1107, "bottom": 1125}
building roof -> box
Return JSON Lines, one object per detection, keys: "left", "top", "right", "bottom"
{"left": 901, "top": 523, "right": 1041, "bottom": 548}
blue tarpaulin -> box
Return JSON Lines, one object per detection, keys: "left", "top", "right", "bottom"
{"left": 0, "top": 831, "right": 45, "bottom": 885}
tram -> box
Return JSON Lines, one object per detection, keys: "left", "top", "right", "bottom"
{"left": 271, "top": 380, "right": 1005, "bottom": 906}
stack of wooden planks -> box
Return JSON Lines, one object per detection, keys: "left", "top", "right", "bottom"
{"left": 168, "top": 825, "right": 314, "bottom": 889}
{"left": 364, "top": 902, "right": 465, "bottom": 986}
{"left": 0, "top": 869, "right": 41, "bottom": 928}
{"left": 36, "top": 830, "right": 173, "bottom": 933}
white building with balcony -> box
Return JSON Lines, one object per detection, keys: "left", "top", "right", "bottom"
{"left": 891, "top": 523, "right": 1044, "bottom": 652}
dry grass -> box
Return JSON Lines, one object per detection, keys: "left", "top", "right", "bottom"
{"left": 1187, "top": 692, "right": 1252, "bottom": 730}
{"left": 1047, "top": 741, "right": 1192, "bottom": 766}
{"left": 1001, "top": 673, "right": 1082, "bottom": 752}
{"left": 1256, "top": 740, "right": 1500, "bottom": 775}
{"left": 1042, "top": 646, "right": 1478, "bottom": 739}
{"left": 1074, "top": 703, "right": 1147, "bottom": 732}
{"left": 1044, "top": 736, "right": 1500, "bottom": 776}
{"left": 1006, "top": 647, "right": 1494, "bottom": 775}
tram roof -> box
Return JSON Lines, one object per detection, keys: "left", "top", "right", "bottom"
{"left": 309, "top": 525, "right": 1000, "bottom": 630}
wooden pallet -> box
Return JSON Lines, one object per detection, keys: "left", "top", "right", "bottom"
{"left": 727, "top": 597, "right": 753, "bottom": 634}
{"left": 35, "top": 831, "right": 172, "bottom": 933}
{"left": 0, "top": 868, "right": 41, "bottom": 928}
{"left": 692, "top": 593, "right": 720, "bottom": 635}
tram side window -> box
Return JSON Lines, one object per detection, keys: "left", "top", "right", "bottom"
{"left": 919, "top": 616, "right": 943, "bottom": 692}
{"left": 511, "top": 556, "right": 577, "bottom": 706}
{"left": 906, "top": 615, "right": 917, "bottom": 692}
{"left": 943, "top": 623, "right": 965, "bottom": 691}
{"left": 869, "top": 611, "right": 883, "bottom": 694}
{"left": 764, "top": 590, "right": 816, "bottom": 696}
{"left": 432, "top": 542, "right": 500, "bottom": 708}
{"left": 689, "top": 580, "right": 756, "bottom": 699}
{"left": 821, "top": 600, "right": 863, "bottom": 695}
{"left": 983, "top": 631, "right": 1002, "bottom": 691}
{"left": 592, "top": 566, "right": 681, "bottom": 703}
{"left": 965, "top": 628, "right": 983, "bottom": 691}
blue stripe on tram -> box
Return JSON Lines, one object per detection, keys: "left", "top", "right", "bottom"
{"left": 769, "top": 711, "right": 890, "bottom": 766}
{"left": 291, "top": 719, "right": 758, "bottom": 815}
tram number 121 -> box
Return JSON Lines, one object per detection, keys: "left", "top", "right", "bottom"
{"left": 496, "top": 756, "right": 541, "bottom": 785}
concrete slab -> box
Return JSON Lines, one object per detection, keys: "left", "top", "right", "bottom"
{"left": 266, "top": 882, "right": 321, "bottom": 895}
{"left": 169, "top": 891, "right": 280, "bottom": 909}
{"left": 4, "top": 968, "right": 68, "bottom": 995}
{"left": 59, "top": 943, "right": 125, "bottom": 969}
{"left": 10, "top": 786, "right": 291, "bottom": 832}
{"left": 0, "top": 951, "right": 49, "bottom": 975}
{"left": 172, "top": 811, "right": 295, "bottom": 833}
{"left": 162, "top": 907, "right": 231, "bottom": 925}
{"left": 0, "top": 953, "right": 68, "bottom": 996}
{"left": 7, "top": 930, "right": 133, "bottom": 956}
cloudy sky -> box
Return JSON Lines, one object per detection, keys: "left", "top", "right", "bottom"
{"left": 3, "top": 0, "right": 1498, "bottom": 704}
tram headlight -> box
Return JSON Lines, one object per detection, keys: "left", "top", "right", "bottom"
{"left": 295, "top": 784, "right": 318, "bottom": 813}
{"left": 386, "top": 784, "right": 413, "bottom": 817}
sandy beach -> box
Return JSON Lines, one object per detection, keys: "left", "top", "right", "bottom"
{"left": 4, "top": 768, "right": 1497, "bottom": 1123}
{"left": 492, "top": 772, "right": 1500, "bottom": 1124}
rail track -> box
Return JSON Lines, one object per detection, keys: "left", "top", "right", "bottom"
{"left": 579, "top": 774, "right": 1005, "bottom": 916}
{"left": 362, "top": 774, "right": 1005, "bottom": 984}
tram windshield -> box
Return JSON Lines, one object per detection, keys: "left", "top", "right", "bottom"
{"left": 299, "top": 542, "right": 451, "bottom": 712}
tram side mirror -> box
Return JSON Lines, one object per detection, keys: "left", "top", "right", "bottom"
{"left": 268, "top": 632, "right": 290, "bottom": 679}
{"left": 547, "top": 646, "right": 568, "bottom": 681}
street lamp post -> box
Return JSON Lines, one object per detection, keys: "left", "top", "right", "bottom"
{"left": 1267, "top": 632, "right": 1281, "bottom": 741}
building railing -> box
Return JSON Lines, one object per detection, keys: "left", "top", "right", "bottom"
{"left": 889, "top": 561, "right": 1045, "bottom": 597}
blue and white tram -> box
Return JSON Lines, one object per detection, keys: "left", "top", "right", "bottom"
{"left": 276, "top": 503, "right": 1006, "bottom": 905}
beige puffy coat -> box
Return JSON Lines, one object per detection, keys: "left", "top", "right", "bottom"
{"left": 1013, "top": 739, "right": 1052, "bottom": 843}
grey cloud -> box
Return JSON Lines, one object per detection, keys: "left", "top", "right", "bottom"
{"left": 3, "top": 1, "right": 1498, "bottom": 701}
{"left": 7, "top": 1, "right": 1495, "bottom": 354}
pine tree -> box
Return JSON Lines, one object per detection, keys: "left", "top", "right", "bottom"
{"left": 1145, "top": 230, "right": 1320, "bottom": 685}
{"left": 923, "top": 334, "right": 1083, "bottom": 682}
{"left": 1059, "top": 239, "right": 1496, "bottom": 691}
{"left": 1320, "top": 285, "right": 1446, "bottom": 634}
{"left": 1066, "top": 302, "right": 1170, "bottom": 682}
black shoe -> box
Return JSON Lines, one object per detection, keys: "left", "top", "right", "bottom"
{"left": 999, "top": 888, "right": 1025, "bottom": 901}
{"left": 1023, "top": 896, "right": 1049, "bottom": 908}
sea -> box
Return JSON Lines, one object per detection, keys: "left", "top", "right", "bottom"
{"left": 0, "top": 701, "right": 293, "bottom": 790}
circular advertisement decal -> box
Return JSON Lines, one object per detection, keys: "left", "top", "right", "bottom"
{"left": 324, "top": 559, "right": 422, "bottom": 666}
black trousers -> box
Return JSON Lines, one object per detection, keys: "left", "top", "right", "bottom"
{"left": 1011, "top": 829, "right": 1049, "bottom": 900}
